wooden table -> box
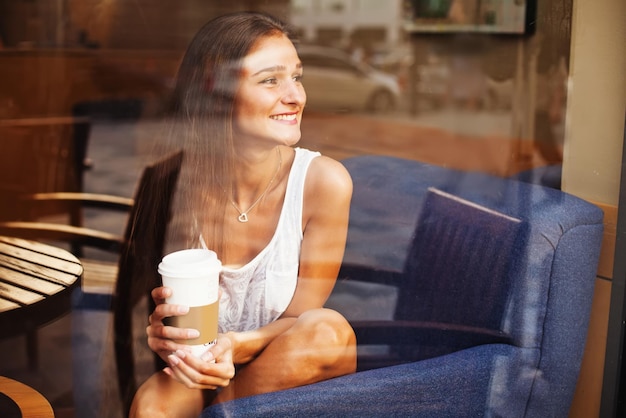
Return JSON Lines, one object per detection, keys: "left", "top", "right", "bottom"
{"left": 0, "top": 235, "right": 83, "bottom": 367}
{"left": 0, "top": 376, "right": 54, "bottom": 418}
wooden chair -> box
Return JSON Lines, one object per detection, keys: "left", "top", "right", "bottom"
{"left": 0, "top": 150, "right": 184, "bottom": 414}
{"left": 0, "top": 117, "right": 92, "bottom": 225}
{"left": 343, "top": 188, "right": 526, "bottom": 371}
{"left": 0, "top": 117, "right": 91, "bottom": 371}
{"left": 0, "top": 376, "right": 55, "bottom": 418}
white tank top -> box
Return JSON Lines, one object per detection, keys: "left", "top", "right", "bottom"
{"left": 207, "top": 148, "right": 320, "bottom": 332}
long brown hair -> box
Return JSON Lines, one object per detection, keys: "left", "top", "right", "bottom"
{"left": 164, "top": 12, "right": 297, "bottom": 256}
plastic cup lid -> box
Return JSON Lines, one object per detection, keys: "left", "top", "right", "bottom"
{"left": 158, "top": 248, "right": 221, "bottom": 277}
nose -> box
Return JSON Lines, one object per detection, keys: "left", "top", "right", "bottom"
{"left": 282, "top": 80, "right": 306, "bottom": 107}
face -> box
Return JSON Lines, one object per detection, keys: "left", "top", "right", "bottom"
{"left": 233, "top": 34, "right": 306, "bottom": 148}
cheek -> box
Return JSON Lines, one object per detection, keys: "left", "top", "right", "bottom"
{"left": 233, "top": 101, "right": 267, "bottom": 136}
{"left": 233, "top": 99, "right": 257, "bottom": 127}
{"left": 235, "top": 93, "right": 269, "bottom": 119}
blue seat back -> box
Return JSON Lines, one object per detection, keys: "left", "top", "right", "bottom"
{"left": 400, "top": 187, "right": 525, "bottom": 331}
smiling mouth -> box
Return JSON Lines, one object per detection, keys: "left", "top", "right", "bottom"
{"left": 270, "top": 113, "right": 298, "bottom": 121}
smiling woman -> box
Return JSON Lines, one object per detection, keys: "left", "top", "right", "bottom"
{"left": 233, "top": 34, "right": 306, "bottom": 148}
{"left": 130, "top": 12, "right": 356, "bottom": 418}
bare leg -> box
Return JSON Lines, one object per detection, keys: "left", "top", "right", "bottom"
{"left": 129, "top": 371, "right": 206, "bottom": 418}
{"left": 130, "top": 308, "right": 356, "bottom": 415}
{"left": 214, "top": 308, "right": 357, "bottom": 403}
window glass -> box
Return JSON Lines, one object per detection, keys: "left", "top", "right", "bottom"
{"left": 292, "top": 0, "right": 308, "bottom": 14}
{"left": 356, "top": 0, "right": 389, "bottom": 13}
{"left": 319, "top": 0, "right": 347, "bottom": 13}
{"left": 3, "top": 1, "right": 622, "bottom": 417}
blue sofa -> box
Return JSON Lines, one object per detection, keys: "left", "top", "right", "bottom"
{"left": 202, "top": 156, "right": 604, "bottom": 417}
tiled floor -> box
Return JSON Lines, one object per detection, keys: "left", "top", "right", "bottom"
{"left": 0, "top": 108, "right": 532, "bottom": 417}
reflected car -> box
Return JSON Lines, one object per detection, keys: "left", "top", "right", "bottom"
{"left": 297, "top": 45, "right": 400, "bottom": 114}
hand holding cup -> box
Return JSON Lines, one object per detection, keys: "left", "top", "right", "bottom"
{"left": 158, "top": 248, "right": 221, "bottom": 358}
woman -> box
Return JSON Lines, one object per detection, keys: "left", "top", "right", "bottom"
{"left": 131, "top": 11, "right": 356, "bottom": 417}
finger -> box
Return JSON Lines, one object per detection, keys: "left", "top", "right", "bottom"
{"left": 201, "top": 335, "right": 232, "bottom": 363}
{"left": 151, "top": 286, "right": 171, "bottom": 303}
{"left": 146, "top": 329, "right": 200, "bottom": 364}
{"left": 153, "top": 303, "right": 190, "bottom": 322}
{"left": 167, "top": 352, "right": 229, "bottom": 390}
{"left": 147, "top": 322, "right": 200, "bottom": 341}
{"left": 195, "top": 350, "right": 235, "bottom": 382}
{"left": 178, "top": 350, "right": 233, "bottom": 386}
{"left": 146, "top": 316, "right": 200, "bottom": 363}
{"left": 165, "top": 355, "right": 204, "bottom": 388}
{"left": 147, "top": 336, "right": 190, "bottom": 360}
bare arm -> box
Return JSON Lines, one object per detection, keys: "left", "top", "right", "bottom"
{"left": 286, "top": 155, "right": 352, "bottom": 313}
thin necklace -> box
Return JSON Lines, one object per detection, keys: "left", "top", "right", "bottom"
{"left": 229, "top": 147, "right": 282, "bottom": 223}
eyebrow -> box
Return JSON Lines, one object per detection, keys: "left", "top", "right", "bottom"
{"left": 251, "top": 63, "right": 302, "bottom": 77}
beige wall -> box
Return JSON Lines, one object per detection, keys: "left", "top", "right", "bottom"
{"left": 565, "top": 0, "right": 626, "bottom": 416}
{"left": 563, "top": 0, "right": 626, "bottom": 204}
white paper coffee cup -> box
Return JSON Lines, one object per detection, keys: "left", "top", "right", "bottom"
{"left": 158, "top": 248, "right": 221, "bottom": 357}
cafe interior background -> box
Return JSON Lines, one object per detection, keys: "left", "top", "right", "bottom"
{"left": 0, "top": 0, "right": 624, "bottom": 417}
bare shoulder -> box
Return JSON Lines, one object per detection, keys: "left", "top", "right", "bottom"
{"left": 302, "top": 154, "right": 352, "bottom": 227}
{"left": 306, "top": 155, "right": 353, "bottom": 198}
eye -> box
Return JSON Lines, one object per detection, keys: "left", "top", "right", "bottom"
{"left": 261, "top": 77, "right": 278, "bottom": 85}
{"left": 293, "top": 74, "right": 304, "bottom": 83}
{"left": 259, "top": 77, "right": 278, "bottom": 85}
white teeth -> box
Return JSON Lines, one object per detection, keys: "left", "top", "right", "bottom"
{"left": 270, "top": 114, "right": 297, "bottom": 121}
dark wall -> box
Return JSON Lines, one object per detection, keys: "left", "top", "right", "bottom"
{"left": 0, "top": 0, "right": 290, "bottom": 49}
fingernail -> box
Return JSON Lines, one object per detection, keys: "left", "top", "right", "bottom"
{"left": 177, "top": 305, "right": 189, "bottom": 314}
{"left": 163, "top": 367, "right": 172, "bottom": 376}
{"left": 201, "top": 351, "right": 214, "bottom": 362}
{"left": 187, "top": 329, "right": 200, "bottom": 338}
{"left": 168, "top": 354, "right": 180, "bottom": 367}
{"left": 175, "top": 349, "right": 187, "bottom": 359}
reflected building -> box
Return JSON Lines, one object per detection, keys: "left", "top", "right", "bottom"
{"left": 290, "top": 0, "right": 403, "bottom": 48}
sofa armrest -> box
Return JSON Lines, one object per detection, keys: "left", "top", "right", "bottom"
{"left": 202, "top": 344, "right": 532, "bottom": 417}
{"left": 353, "top": 319, "right": 512, "bottom": 346}
{"left": 338, "top": 263, "right": 403, "bottom": 286}
{"left": 353, "top": 319, "right": 513, "bottom": 370}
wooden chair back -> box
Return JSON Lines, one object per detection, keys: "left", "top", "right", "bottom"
{"left": 0, "top": 149, "right": 183, "bottom": 415}
{"left": 112, "top": 150, "right": 184, "bottom": 414}
{"left": 0, "top": 117, "right": 91, "bottom": 222}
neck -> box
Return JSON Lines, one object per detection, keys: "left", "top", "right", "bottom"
{"left": 230, "top": 146, "right": 282, "bottom": 210}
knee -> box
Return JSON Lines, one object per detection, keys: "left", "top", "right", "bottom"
{"left": 129, "top": 376, "right": 167, "bottom": 418}
{"left": 130, "top": 388, "right": 164, "bottom": 418}
{"left": 297, "top": 308, "right": 356, "bottom": 349}
{"left": 287, "top": 308, "right": 356, "bottom": 374}
{"left": 129, "top": 372, "right": 204, "bottom": 418}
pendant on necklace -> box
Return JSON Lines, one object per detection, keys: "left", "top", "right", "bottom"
{"left": 238, "top": 213, "right": 249, "bottom": 223}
